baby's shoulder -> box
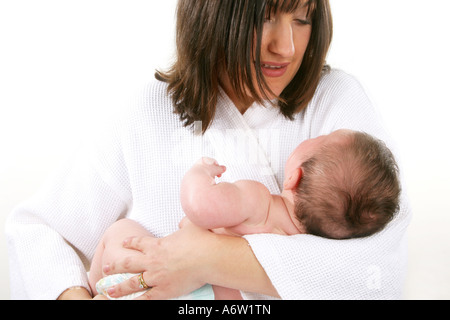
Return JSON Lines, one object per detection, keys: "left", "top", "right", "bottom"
{"left": 234, "top": 180, "right": 272, "bottom": 199}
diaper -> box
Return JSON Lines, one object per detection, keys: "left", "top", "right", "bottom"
{"left": 96, "top": 273, "right": 215, "bottom": 300}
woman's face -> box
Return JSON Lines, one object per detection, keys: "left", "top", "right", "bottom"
{"left": 255, "top": 5, "right": 312, "bottom": 98}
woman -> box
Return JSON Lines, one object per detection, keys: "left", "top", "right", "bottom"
{"left": 6, "top": 0, "right": 411, "bottom": 300}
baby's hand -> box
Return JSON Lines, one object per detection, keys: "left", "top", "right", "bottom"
{"left": 198, "top": 157, "right": 227, "bottom": 178}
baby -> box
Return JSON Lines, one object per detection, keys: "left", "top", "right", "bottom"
{"left": 89, "top": 129, "right": 401, "bottom": 299}
{"left": 181, "top": 129, "right": 400, "bottom": 240}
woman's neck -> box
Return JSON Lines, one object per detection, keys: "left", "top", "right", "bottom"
{"left": 219, "top": 74, "right": 253, "bottom": 115}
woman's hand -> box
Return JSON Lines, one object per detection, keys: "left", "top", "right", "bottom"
{"left": 102, "top": 218, "right": 213, "bottom": 300}
{"left": 103, "top": 218, "right": 279, "bottom": 300}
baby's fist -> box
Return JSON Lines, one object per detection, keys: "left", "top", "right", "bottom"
{"left": 200, "top": 157, "right": 226, "bottom": 177}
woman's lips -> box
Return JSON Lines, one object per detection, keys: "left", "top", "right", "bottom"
{"left": 260, "top": 61, "right": 290, "bottom": 78}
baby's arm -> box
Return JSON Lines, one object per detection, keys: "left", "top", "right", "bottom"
{"left": 180, "top": 158, "right": 271, "bottom": 230}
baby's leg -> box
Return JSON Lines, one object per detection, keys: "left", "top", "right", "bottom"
{"left": 89, "top": 219, "right": 153, "bottom": 295}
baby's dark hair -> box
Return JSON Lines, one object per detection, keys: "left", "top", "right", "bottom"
{"left": 294, "top": 131, "right": 401, "bottom": 239}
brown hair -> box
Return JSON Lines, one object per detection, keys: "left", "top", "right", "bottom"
{"left": 295, "top": 132, "right": 401, "bottom": 240}
{"left": 156, "top": 0, "right": 333, "bottom": 132}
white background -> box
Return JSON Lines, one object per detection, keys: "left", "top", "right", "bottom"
{"left": 1, "top": 0, "right": 449, "bottom": 300}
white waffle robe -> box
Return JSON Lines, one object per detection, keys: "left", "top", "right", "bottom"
{"left": 5, "top": 69, "right": 411, "bottom": 300}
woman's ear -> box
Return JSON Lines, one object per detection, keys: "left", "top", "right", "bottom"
{"left": 283, "top": 167, "right": 303, "bottom": 191}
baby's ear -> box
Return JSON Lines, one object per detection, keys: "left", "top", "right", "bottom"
{"left": 284, "top": 168, "right": 303, "bottom": 191}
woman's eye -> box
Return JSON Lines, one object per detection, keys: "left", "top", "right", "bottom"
{"left": 295, "top": 19, "right": 311, "bottom": 25}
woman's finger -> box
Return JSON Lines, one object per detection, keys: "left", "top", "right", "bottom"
{"left": 122, "top": 235, "right": 156, "bottom": 254}
{"left": 107, "top": 272, "right": 153, "bottom": 299}
{"left": 103, "top": 254, "right": 148, "bottom": 275}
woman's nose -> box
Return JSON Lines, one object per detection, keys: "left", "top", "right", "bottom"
{"left": 267, "top": 22, "right": 295, "bottom": 58}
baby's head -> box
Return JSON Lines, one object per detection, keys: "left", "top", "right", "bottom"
{"left": 286, "top": 129, "right": 401, "bottom": 240}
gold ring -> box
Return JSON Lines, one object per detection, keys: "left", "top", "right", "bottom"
{"left": 138, "top": 273, "right": 150, "bottom": 290}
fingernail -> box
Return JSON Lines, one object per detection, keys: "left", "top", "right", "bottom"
{"left": 107, "top": 287, "right": 115, "bottom": 296}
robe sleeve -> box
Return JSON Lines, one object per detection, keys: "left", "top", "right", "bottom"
{"left": 5, "top": 119, "right": 132, "bottom": 300}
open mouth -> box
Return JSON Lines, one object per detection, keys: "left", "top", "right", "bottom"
{"left": 262, "top": 64, "right": 284, "bottom": 69}
{"left": 260, "top": 61, "right": 290, "bottom": 77}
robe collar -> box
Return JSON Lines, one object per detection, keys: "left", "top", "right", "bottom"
{"left": 204, "top": 88, "right": 283, "bottom": 194}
